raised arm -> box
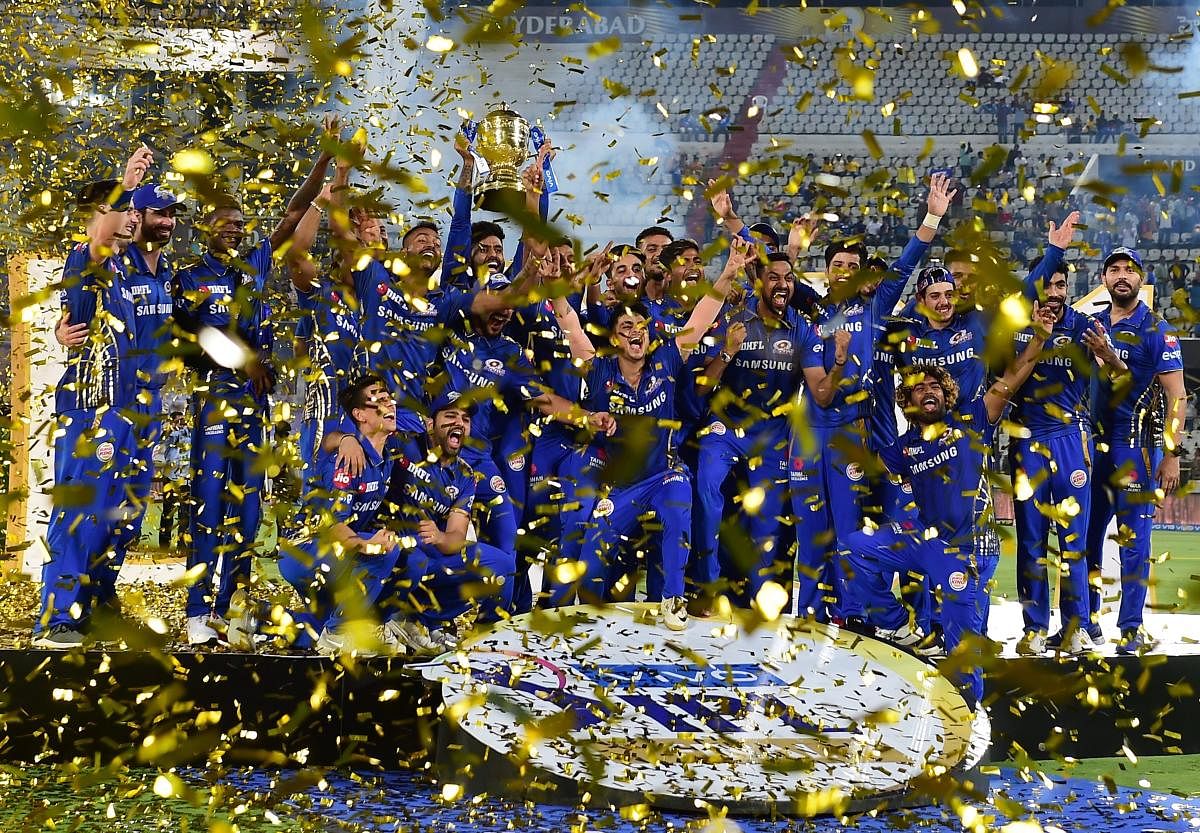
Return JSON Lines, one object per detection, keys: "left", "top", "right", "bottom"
{"left": 984, "top": 300, "right": 1053, "bottom": 423}
{"left": 674, "top": 237, "right": 752, "bottom": 360}
{"left": 874, "top": 173, "right": 954, "bottom": 313}
{"left": 786, "top": 214, "right": 819, "bottom": 263}
{"left": 709, "top": 178, "right": 747, "bottom": 239}
{"left": 552, "top": 247, "right": 607, "bottom": 363}
{"left": 287, "top": 182, "right": 333, "bottom": 293}
{"left": 1023, "top": 210, "right": 1080, "bottom": 300}
{"left": 269, "top": 114, "right": 339, "bottom": 252}
{"left": 441, "top": 131, "right": 476, "bottom": 289}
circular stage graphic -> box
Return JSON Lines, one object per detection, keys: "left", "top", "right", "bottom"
{"left": 422, "top": 604, "right": 991, "bottom": 814}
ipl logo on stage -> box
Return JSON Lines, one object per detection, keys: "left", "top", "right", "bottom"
{"left": 423, "top": 605, "right": 989, "bottom": 814}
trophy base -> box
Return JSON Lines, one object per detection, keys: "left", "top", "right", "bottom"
{"left": 477, "top": 186, "right": 526, "bottom": 215}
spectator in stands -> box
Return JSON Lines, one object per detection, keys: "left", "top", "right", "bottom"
{"left": 959, "top": 143, "right": 974, "bottom": 180}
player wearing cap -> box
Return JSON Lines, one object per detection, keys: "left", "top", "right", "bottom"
{"left": 279, "top": 375, "right": 408, "bottom": 655}
{"left": 1010, "top": 252, "right": 1106, "bottom": 655}
{"left": 393, "top": 386, "right": 518, "bottom": 644}
{"left": 1083, "top": 247, "right": 1187, "bottom": 654}
{"left": 34, "top": 147, "right": 152, "bottom": 647}
{"left": 173, "top": 119, "right": 338, "bottom": 647}
{"left": 545, "top": 239, "right": 746, "bottom": 629}
{"left": 691, "top": 251, "right": 823, "bottom": 604}
{"left": 845, "top": 300, "right": 1056, "bottom": 705}
{"left": 789, "top": 173, "right": 954, "bottom": 622}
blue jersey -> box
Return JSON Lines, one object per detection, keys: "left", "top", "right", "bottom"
{"left": 804, "top": 234, "right": 929, "bottom": 428}
{"left": 175, "top": 240, "right": 275, "bottom": 375}
{"left": 442, "top": 187, "right": 474, "bottom": 291}
{"left": 56, "top": 244, "right": 138, "bottom": 413}
{"left": 868, "top": 317, "right": 916, "bottom": 451}
{"left": 583, "top": 338, "right": 685, "bottom": 484}
{"left": 883, "top": 395, "right": 1000, "bottom": 557}
{"left": 354, "top": 260, "right": 475, "bottom": 431}
{"left": 297, "top": 280, "right": 364, "bottom": 428}
{"left": 706, "top": 297, "right": 820, "bottom": 427}
{"left": 1091, "top": 301, "right": 1183, "bottom": 447}
{"left": 121, "top": 243, "right": 174, "bottom": 391}
{"left": 509, "top": 298, "right": 586, "bottom": 446}
{"left": 1010, "top": 306, "right": 1097, "bottom": 440}
{"left": 441, "top": 331, "right": 544, "bottom": 456}
{"left": 898, "top": 310, "right": 989, "bottom": 403}
{"left": 395, "top": 452, "right": 477, "bottom": 534}
{"left": 302, "top": 432, "right": 396, "bottom": 541}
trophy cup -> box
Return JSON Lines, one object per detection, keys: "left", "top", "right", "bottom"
{"left": 474, "top": 108, "right": 531, "bottom": 213}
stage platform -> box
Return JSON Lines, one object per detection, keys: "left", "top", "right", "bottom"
{"left": 1, "top": 615, "right": 1198, "bottom": 769}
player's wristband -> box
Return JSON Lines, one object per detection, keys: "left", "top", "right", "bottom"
{"left": 719, "top": 350, "right": 734, "bottom": 363}
{"left": 1165, "top": 444, "right": 1184, "bottom": 458}
{"left": 309, "top": 203, "right": 325, "bottom": 215}
{"left": 921, "top": 212, "right": 942, "bottom": 231}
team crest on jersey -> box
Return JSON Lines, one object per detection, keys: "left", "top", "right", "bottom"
{"left": 164, "top": 280, "right": 173, "bottom": 294}
{"left": 949, "top": 329, "right": 972, "bottom": 346}
{"left": 485, "top": 358, "right": 505, "bottom": 373}
{"left": 645, "top": 376, "right": 664, "bottom": 395}
{"left": 507, "top": 454, "right": 526, "bottom": 472}
{"left": 845, "top": 462, "right": 864, "bottom": 482}
{"left": 1053, "top": 335, "right": 1072, "bottom": 348}
{"left": 843, "top": 303, "right": 864, "bottom": 317}
{"left": 948, "top": 571, "right": 968, "bottom": 592}
{"left": 95, "top": 441, "right": 115, "bottom": 463}
{"left": 333, "top": 468, "right": 352, "bottom": 488}
{"left": 1070, "top": 469, "right": 1087, "bottom": 488}
{"left": 594, "top": 498, "right": 615, "bottom": 517}
{"left": 446, "top": 485, "right": 460, "bottom": 499}
{"left": 773, "top": 339, "right": 794, "bottom": 355}
{"left": 707, "top": 420, "right": 727, "bottom": 436}
{"left": 489, "top": 475, "right": 507, "bottom": 494}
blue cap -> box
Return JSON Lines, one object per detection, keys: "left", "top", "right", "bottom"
{"left": 131, "top": 183, "right": 185, "bottom": 212}
{"left": 915, "top": 265, "right": 954, "bottom": 296}
{"left": 1103, "top": 246, "right": 1144, "bottom": 273}
{"left": 426, "top": 384, "right": 476, "bottom": 417}
{"left": 747, "top": 222, "right": 780, "bottom": 250}
{"left": 75, "top": 179, "right": 131, "bottom": 210}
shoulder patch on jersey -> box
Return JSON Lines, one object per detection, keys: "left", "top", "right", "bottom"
{"left": 845, "top": 462, "right": 864, "bottom": 482}
{"left": 507, "top": 453, "right": 526, "bottom": 472}
{"left": 948, "top": 571, "right": 968, "bottom": 592}
{"left": 96, "top": 441, "right": 115, "bottom": 463}
{"left": 1070, "top": 468, "right": 1088, "bottom": 489}
{"left": 593, "top": 497, "right": 615, "bottom": 518}
{"left": 707, "top": 420, "right": 727, "bottom": 436}
{"left": 489, "top": 474, "right": 507, "bottom": 494}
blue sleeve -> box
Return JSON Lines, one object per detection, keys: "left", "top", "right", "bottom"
{"left": 1021, "top": 244, "right": 1065, "bottom": 301}
{"left": 452, "top": 466, "right": 476, "bottom": 515}
{"left": 352, "top": 262, "right": 377, "bottom": 310}
{"left": 172, "top": 263, "right": 203, "bottom": 334}
{"left": 736, "top": 226, "right": 752, "bottom": 244}
{"left": 442, "top": 187, "right": 474, "bottom": 290}
{"left": 659, "top": 336, "right": 684, "bottom": 377}
{"left": 436, "top": 288, "right": 477, "bottom": 327}
{"left": 59, "top": 247, "right": 98, "bottom": 324}
{"left": 879, "top": 441, "right": 907, "bottom": 478}
{"left": 1155, "top": 322, "right": 1184, "bottom": 374}
{"left": 250, "top": 238, "right": 274, "bottom": 285}
{"left": 506, "top": 190, "right": 550, "bottom": 279}
{"left": 802, "top": 333, "right": 827, "bottom": 369}
{"left": 876, "top": 234, "right": 930, "bottom": 315}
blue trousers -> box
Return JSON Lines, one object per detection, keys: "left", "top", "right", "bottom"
{"left": 844, "top": 525, "right": 985, "bottom": 704}
{"left": 186, "top": 380, "right": 267, "bottom": 618}
{"left": 1084, "top": 445, "right": 1162, "bottom": 631}
{"left": 1011, "top": 432, "right": 1094, "bottom": 634}
{"left": 96, "top": 388, "right": 164, "bottom": 607}
{"left": 277, "top": 542, "right": 336, "bottom": 646}
{"left": 549, "top": 466, "right": 692, "bottom": 605}
{"left": 693, "top": 418, "right": 790, "bottom": 600}
{"left": 789, "top": 422, "right": 868, "bottom": 620}
{"left": 38, "top": 408, "right": 137, "bottom": 631}
{"left": 404, "top": 542, "right": 516, "bottom": 626}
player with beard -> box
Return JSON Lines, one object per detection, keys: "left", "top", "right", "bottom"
{"left": 1009, "top": 254, "right": 1109, "bottom": 655}
{"left": 844, "top": 301, "right": 1056, "bottom": 704}
{"left": 692, "top": 251, "right": 826, "bottom": 606}
{"left": 34, "top": 148, "right": 151, "bottom": 647}
{"left": 438, "top": 253, "right": 617, "bottom": 598}
{"left": 1083, "top": 247, "right": 1186, "bottom": 654}
{"left": 789, "top": 173, "right": 953, "bottom": 623}
{"left": 636, "top": 226, "right": 673, "bottom": 266}
{"left": 545, "top": 238, "right": 747, "bottom": 630}
{"left": 174, "top": 119, "right": 337, "bottom": 647}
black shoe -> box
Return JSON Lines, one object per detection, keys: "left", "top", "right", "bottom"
{"left": 32, "top": 624, "right": 86, "bottom": 649}
{"left": 840, "top": 617, "right": 877, "bottom": 638}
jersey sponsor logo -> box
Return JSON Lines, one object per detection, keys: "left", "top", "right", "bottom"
{"left": 1070, "top": 468, "right": 1087, "bottom": 488}
{"left": 1165, "top": 334, "right": 1179, "bottom": 347}
{"left": 333, "top": 468, "right": 352, "bottom": 489}
{"left": 707, "top": 420, "right": 727, "bottom": 436}
{"left": 507, "top": 453, "right": 526, "bottom": 472}
{"left": 845, "top": 462, "right": 864, "bottom": 482}
{"left": 422, "top": 605, "right": 987, "bottom": 810}
{"left": 949, "top": 329, "right": 973, "bottom": 346}
{"left": 96, "top": 441, "right": 115, "bottom": 462}
{"left": 594, "top": 497, "right": 615, "bottom": 517}
{"left": 489, "top": 474, "right": 507, "bottom": 494}
{"left": 947, "top": 571, "right": 968, "bottom": 592}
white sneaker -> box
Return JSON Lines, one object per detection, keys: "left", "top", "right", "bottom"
{"left": 428, "top": 627, "right": 458, "bottom": 652}
{"left": 315, "top": 627, "right": 345, "bottom": 657}
{"left": 186, "top": 615, "right": 220, "bottom": 647}
{"left": 225, "top": 591, "right": 258, "bottom": 652}
{"left": 385, "top": 619, "right": 442, "bottom": 655}
{"left": 1060, "top": 628, "right": 1094, "bottom": 656}
{"left": 876, "top": 622, "right": 940, "bottom": 657}
{"left": 1016, "top": 631, "right": 1048, "bottom": 656}
{"left": 661, "top": 597, "right": 688, "bottom": 632}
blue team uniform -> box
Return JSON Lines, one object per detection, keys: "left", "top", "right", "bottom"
{"left": 354, "top": 261, "right": 475, "bottom": 432}
{"left": 394, "top": 451, "right": 516, "bottom": 625}
{"left": 791, "top": 234, "right": 929, "bottom": 620}
{"left": 898, "top": 311, "right": 989, "bottom": 404}
{"left": 550, "top": 339, "right": 693, "bottom": 604}
{"left": 1084, "top": 302, "right": 1183, "bottom": 632}
{"left": 296, "top": 280, "right": 364, "bottom": 464}
{"left": 694, "top": 297, "right": 820, "bottom": 600}
{"left": 279, "top": 431, "right": 402, "bottom": 637}
{"left": 38, "top": 245, "right": 140, "bottom": 633}
{"left": 846, "top": 395, "right": 1002, "bottom": 704}
{"left": 175, "top": 240, "right": 275, "bottom": 620}
{"left": 1009, "top": 307, "right": 1098, "bottom": 637}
